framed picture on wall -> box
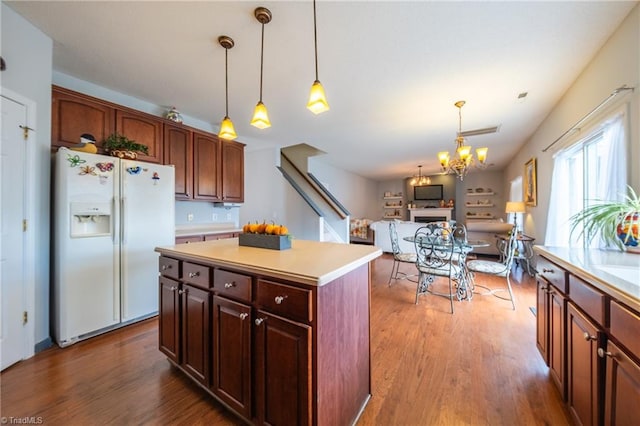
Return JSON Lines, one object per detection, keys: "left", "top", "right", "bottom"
{"left": 524, "top": 157, "right": 537, "bottom": 206}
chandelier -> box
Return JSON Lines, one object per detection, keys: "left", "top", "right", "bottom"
{"left": 410, "top": 165, "right": 431, "bottom": 186}
{"left": 437, "top": 100, "right": 488, "bottom": 181}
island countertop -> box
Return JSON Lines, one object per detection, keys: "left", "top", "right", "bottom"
{"left": 155, "top": 238, "right": 382, "bottom": 286}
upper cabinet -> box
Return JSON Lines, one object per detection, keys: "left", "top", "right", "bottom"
{"left": 51, "top": 86, "right": 244, "bottom": 202}
{"left": 52, "top": 86, "right": 115, "bottom": 152}
{"left": 115, "top": 110, "right": 163, "bottom": 164}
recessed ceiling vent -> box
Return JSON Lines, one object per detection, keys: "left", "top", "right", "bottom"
{"left": 459, "top": 125, "right": 500, "bottom": 137}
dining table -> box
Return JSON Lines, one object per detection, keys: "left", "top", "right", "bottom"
{"left": 403, "top": 235, "right": 490, "bottom": 301}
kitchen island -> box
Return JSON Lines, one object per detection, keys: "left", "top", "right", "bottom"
{"left": 155, "top": 238, "right": 382, "bottom": 426}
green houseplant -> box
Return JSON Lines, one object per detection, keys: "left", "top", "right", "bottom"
{"left": 103, "top": 133, "right": 149, "bottom": 159}
{"left": 569, "top": 185, "right": 640, "bottom": 252}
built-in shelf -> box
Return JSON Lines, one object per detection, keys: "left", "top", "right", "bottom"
{"left": 465, "top": 204, "right": 495, "bottom": 207}
{"left": 384, "top": 206, "right": 402, "bottom": 209}
{"left": 466, "top": 192, "right": 495, "bottom": 196}
{"left": 383, "top": 196, "right": 403, "bottom": 200}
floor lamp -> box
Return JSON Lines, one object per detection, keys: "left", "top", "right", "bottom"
{"left": 505, "top": 201, "right": 526, "bottom": 234}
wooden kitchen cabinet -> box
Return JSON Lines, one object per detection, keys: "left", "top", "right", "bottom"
{"left": 567, "top": 301, "right": 603, "bottom": 426}
{"left": 115, "top": 109, "right": 163, "bottom": 164}
{"left": 51, "top": 86, "right": 115, "bottom": 152}
{"left": 602, "top": 340, "right": 640, "bottom": 425}
{"left": 204, "top": 232, "right": 238, "bottom": 241}
{"left": 221, "top": 140, "right": 244, "bottom": 203}
{"left": 175, "top": 235, "right": 204, "bottom": 244}
{"left": 211, "top": 296, "right": 252, "bottom": 418}
{"left": 159, "top": 276, "right": 180, "bottom": 364}
{"left": 181, "top": 283, "right": 210, "bottom": 386}
{"left": 193, "top": 131, "right": 221, "bottom": 201}
{"left": 536, "top": 278, "right": 549, "bottom": 363}
{"left": 254, "top": 310, "right": 311, "bottom": 426}
{"left": 164, "top": 124, "right": 193, "bottom": 200}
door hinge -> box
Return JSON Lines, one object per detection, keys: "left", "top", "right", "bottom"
{"left": 23, "top": 219, "right": 27, "bottom": 232}
{"left": 23, "top": 311, "right": 28, "bottom": 325}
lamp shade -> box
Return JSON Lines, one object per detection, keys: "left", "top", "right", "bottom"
{"left": 219, "top": 116, "right": 238, "bottom": 140}
{"left": 476, "top": 147, "right": 488, "bottom": 163}
{"left": 307, "top": 80, "right": 330, "bottom": 114}
{"left": 250, "top": 101, "right": 271, "bottom": 129}
{"left": 505, "top": 201, "right": 526, "bottom": 214}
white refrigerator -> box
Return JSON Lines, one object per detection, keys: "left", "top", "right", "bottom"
{"left": 54, "top": 147, "right": 175, "bottom": 347}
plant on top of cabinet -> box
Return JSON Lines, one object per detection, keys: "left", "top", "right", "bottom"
{"left": 103, "top": 133, "right": 149, "bottom": 160}
{"left": 569, "top": 185, "right": 640, "bottom": 252}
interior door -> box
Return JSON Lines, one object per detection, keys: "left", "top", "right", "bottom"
{"left": 1, "top": 95, "right": 27, "bottom": 370}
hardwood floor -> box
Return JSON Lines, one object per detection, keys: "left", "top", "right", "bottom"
{"left": 1, "top": 254, "right": 572, "bottom": 425}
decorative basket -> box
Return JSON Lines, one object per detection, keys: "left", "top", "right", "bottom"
{"left": 238, "top": 233, "right": 291, "bottom": 250}
{"left": 109, "top": 150, "right": 138, "bottom": 160}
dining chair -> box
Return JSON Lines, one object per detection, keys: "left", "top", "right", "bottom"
{"left": 466, "top": 228, "right": 518, "bottom": 309}
{"left": 413, "top": 223, "right": 461, "bottom": 313}
{"left": 388, "top": 222, "right": 417, "bottom": 286}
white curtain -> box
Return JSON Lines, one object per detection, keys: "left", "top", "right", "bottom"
{"left": 544, "top": 111, "right": 627, "bottom": 247}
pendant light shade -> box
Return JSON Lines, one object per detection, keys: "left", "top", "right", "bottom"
{"left": 219, "top": 116, "right": 237, "bottom": 140}
{"left": 218, "top": 35, "right": 237, "bottom": 140}
{"left": 307, "top": 0, "right": 329, "bottom": 114}
{"left": 251, "top": 7, "right": 272, "bottom": 129}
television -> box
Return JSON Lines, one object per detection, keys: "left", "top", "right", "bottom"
{"left": 414, "top": 184, "right": 443, "bottom": 200}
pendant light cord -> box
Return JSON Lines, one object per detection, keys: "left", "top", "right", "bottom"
{"left": 313, "top": 0, "right": 319, "bottom": 81}
{"left": 259, "top": 23, "right": 265, "bottom": 102}
{"left": 225, "top": 47, "right": 229, "bottom": 116}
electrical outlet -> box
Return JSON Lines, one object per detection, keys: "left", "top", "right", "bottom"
{"left": 187, "top": 213, "right": 194, "bottom": 222}
{"left": 212, "top": 213, "right": 218, "bottom": 221}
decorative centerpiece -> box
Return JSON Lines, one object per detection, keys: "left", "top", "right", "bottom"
{"left": 165, "top": 107, "right": 183, "bottom": 123}
{"left": 569, "top": 185, "right": 640, "bottom": 253}
{"left": 103, "top": 133, "right": 149, "bottom": 160}
{"left": 239, "top": 221, "right": 292, "bottom": 250}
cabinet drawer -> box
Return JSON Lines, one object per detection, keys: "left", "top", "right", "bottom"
{"left": 257, "top": 279, "right": 312, "bottom": 323}
{"left": 182, "top": 262, "right": 211, "bottom": 289}
{"left": 159, "top": 256, "right": 180, "bottom": 280}
{"left": 176, "top": 235, "right": 204, "bottom": 244}
{"left": 569, "top": 275, "right": 605, "bottom": 326}
{"left": 610, "top": 300, "right": 640, "bottom": 358}
{"left": 537, "top": 256, "right": 568, "bottom": 293}
{"left": 214, "top": 269, "right": 251, "bottom": 302}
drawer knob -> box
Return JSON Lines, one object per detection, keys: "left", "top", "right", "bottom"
{"left": 169, "top": 286, "right": 177, "bottom": 292}
{"left": 274, "top": 295, "right": 287, "bottom": 305}
{"left": 239, "top": 313, "right": 248, "bottom": 320}
{"left": 162, "top": 264, "right": 172, "bottom": 270}
{"left": 583, "top": 332, "right": 596, "bottom": 342}
{"left": 542, "top": 268, "right": 553, "bottom": 273}
{"left": 178, "top": 289, "right": 186, "bottom": 295}
{"left": 255, "top": 317, "right": 266, "bottom": 326}
{"left": 188, "top": 271, "right": 200, "bottom": 278}
{"left": 597, "top": 348, "right": 614, "bottom": 359}
{"left": 224, "top": 282, "right": 235, "bottom": 289}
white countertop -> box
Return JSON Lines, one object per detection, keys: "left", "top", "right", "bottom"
{"left": 175, "top": 223, "right": 241, "bottom": 237}
{"left": 534, "top": 245, "right": 640, "bottom": 311}
{"left": 156, "top": 238, "right": 382, "bottom": 286}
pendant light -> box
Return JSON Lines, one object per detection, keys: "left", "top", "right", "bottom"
{"left": 251, "top": 7, "right": 272, "bottom": 129}
{"left": 307, "top": 0, "right": 329, "bottom": 114}
{"left": 218, "top": 35, "right": 237, "bottom": 140}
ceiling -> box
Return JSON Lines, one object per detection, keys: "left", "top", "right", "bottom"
{"left": 7, "top": 1, "right": 637, "bottom": 181}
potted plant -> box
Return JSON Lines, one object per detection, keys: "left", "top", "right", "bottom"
{"left": 103, "top": 133, "right": 149, "bottom": 160}
{"left": 569, "top": 185, "right": 640, "bottom": 252}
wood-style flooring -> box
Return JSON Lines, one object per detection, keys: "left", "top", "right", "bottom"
{"left": 1, "top": 254, "right": 572, "bottom": 425}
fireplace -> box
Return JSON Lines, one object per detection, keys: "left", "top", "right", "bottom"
{"left": 415, "top": 216, "right": 447, "bottom": 223}
{"left": 409, "top": 208, "right": 453, "bottom": 222}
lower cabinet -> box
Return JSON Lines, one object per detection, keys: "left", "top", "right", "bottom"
{"left": 211, "top": 296, "right": 252, "bottom": 418}
{"left": 254, "top": 310, "right": 311, "bottom": 426}
{"left": 567, "top": 301, "right": 602, "bottom": 426}
{"left": 181, "top": 284, "right": 210, "bottom": 386}
{"left": 159, "top": 276, "right": 180, "bottom": 364}
{"left": 535, "top": 251, "right": 640, "bottom": 426}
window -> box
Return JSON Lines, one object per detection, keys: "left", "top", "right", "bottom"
{"left": 544, "top": 111, "right": 627, "bottom": 248}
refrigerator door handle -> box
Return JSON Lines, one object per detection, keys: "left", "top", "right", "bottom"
{"left": 112, "top": 197, "right": 118, "bottom": 245}
{"left": 120, "top": 197, "right": 126, "bottom": 244}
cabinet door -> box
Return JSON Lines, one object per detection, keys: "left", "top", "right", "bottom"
{"left": 549, "top": 285, "right": 566, "bottom": 399}
{"left": 164, "top": 124, "right": 193, "bottom": 200}
{"left": 603, "top": 340, "right": 640, "bottom": 425}
{"left": 159, "top": 277, "right": 180, "bottom": 364}
{"left": 193, "top": 131, "right": 221, "bottom": 201}
{"left": 221, "top": 140, "right": 244, "bottom": 202}
{"left": 254, "top": 310, "right": 311, "bottom": 426}
{"left": 181, "top": 284, "right": 210, "bottom": 386}
{"left": 211, "top": 296, "right": 251, "bottom": 418}
{"left": 175, "top": 235, "right": 204, "bottom": 245}
{"left": 567, "top": 302, "right": 602, "bottom": 426}
{"left": 51, "top": 86, "right": 115, "bottom": 152}
{"left": 536, "top": 278, "right": 549, "bottom": 364}
{"left": 116, "top": 110, "right": 163, "bottom": 163}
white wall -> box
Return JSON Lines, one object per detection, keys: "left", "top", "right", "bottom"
{"left": 504, "top": 4, "right": 640, "bottom": 243}
{"left": 1, "top": 3, "right": 53, "bottom": 349}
